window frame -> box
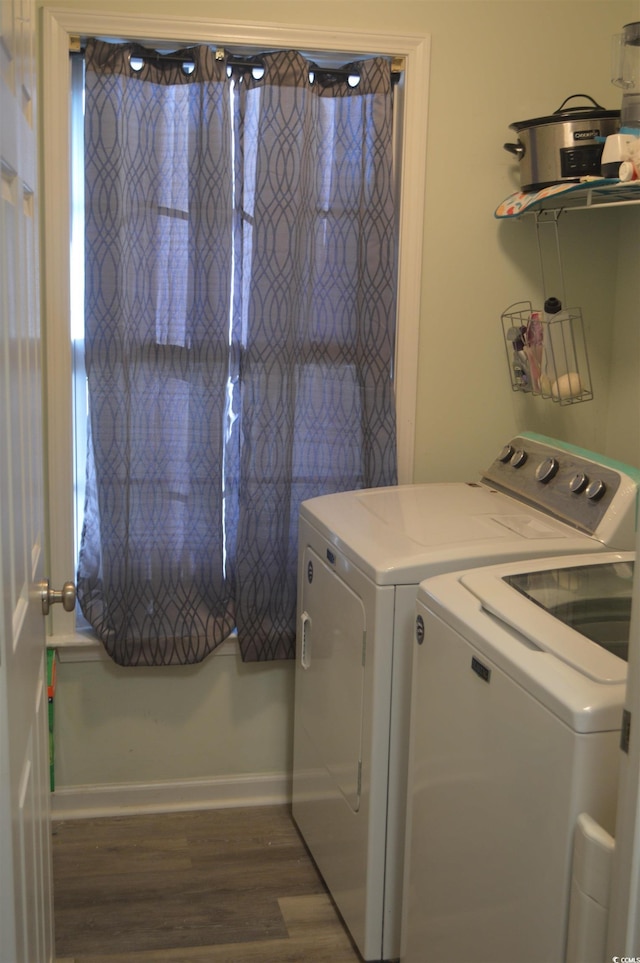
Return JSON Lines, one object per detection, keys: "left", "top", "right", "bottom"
{"left": 40, "top": 7, "right": 430, "bottom": 650}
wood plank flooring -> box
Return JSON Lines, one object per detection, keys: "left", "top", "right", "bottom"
{"left": 52, "top": 806, "right": 364, "bottom": 963}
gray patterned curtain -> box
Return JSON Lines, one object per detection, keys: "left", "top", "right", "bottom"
{"left": 77, "top": 40, "right": 397, "bottom": 666}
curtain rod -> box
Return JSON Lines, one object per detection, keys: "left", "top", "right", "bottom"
{"left": 69, "top": 36, "right": 404, "bottom": 83}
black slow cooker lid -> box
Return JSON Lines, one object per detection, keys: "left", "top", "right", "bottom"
{"left": 509, "top": 94, "right": 619, "bottom": 132}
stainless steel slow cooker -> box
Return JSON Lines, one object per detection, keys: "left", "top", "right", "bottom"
{"left": 504, "top": 94, "right": 620, "bottom": 192}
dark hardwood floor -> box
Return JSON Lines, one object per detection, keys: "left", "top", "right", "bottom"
{"left": 52, "top": 805, "right": 364, "bottom": 963}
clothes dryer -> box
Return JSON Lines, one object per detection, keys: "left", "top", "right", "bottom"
{"left": 403, "top": 551, "right": 634, "bottom": 963}
{"left": 292, "top": 433, "right": 640, "bottom": 961}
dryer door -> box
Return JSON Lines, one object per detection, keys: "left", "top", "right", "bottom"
{"left": 296, "top": 545, "right": 366, "bottom": 812}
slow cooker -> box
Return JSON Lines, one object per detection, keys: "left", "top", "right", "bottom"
{"left": 504, "top": 94, "right": 620, "bottom": 192}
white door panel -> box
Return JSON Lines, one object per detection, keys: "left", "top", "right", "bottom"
{"left": 297, "top": 546, "right": 366, "bottom": 812}
{"left": 1, "top": 0, "right": 55, "bottom": 960}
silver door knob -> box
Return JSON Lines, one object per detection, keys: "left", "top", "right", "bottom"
{"left": 40, "top": 579, "right": 76, "bottom": 615}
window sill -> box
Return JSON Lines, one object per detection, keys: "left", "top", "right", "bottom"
{"left": 46, "top": 632, "right": 239, "bottom": 663}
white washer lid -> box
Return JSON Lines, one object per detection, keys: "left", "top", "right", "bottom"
{"left": 459, "top": 553, "right": 633, "bottom": 684}
{"left": 416, "top": 552, "right": 633, "bottom": 732}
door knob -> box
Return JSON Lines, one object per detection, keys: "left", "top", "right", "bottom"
{"left": 40, "top": 579, "right": 76, "bottom": 616}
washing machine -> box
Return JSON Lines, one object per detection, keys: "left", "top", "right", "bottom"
{"left": 291, "top": 433, "right": 640, "bottom": 961}
{"left": 403, "top": 550, "right": 635, "bottom": 963}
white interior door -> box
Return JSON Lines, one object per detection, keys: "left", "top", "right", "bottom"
{"left": 1, "top": 0, "right": 55, "bottom": 960}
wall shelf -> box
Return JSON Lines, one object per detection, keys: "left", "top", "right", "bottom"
{"left": 495, "top": 178, "right": 640, "bottom": 219}
{"left": 495, "top": 177, "right": 640, "bottom": 406}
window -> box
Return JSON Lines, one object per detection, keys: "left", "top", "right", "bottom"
{"left": 41, "top": 10, "right": 430, "bottom": 656}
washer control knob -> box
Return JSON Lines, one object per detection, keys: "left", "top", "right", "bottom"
{"left": 569, "top": 472, "right": 589, "bottom": 494}
{"left": 510, "top": 449, "right": 527, "bottom": 469}
{"left": 498, "top": 444, "right": 514, "bottom": 463}
{"left": 585, "top": 478, "right": 607, "bottom": 501}
{"left": 535, "top": 457, "right": 559, "bottom": 483}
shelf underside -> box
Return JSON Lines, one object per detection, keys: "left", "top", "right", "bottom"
{"left": 495, "top": 178, "right": 640, "bottom": 218}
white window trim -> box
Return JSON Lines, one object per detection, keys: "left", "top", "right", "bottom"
{"left": 40, "top": 6, "right": 430, "bottom": 652}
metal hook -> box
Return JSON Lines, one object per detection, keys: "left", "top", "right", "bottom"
{"left": 534, "top": 208, "right": 567, "bottom": 306}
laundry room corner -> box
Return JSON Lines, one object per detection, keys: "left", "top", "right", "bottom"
{"left": 35, "top": 0, "right": 639, "bottom": 831}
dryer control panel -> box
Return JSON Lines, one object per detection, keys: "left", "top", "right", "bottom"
{"left": 481, "top": 434, "right": 639, "bottom": 546}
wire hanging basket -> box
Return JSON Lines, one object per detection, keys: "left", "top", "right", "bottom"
{"left": 501, "top": 300, "right": 593, "bottom": 405}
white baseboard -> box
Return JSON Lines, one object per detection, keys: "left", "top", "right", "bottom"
{"left": 50, "top": 772, "right": 292, "bottom": 820}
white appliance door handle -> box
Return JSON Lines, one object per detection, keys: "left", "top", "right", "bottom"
{"left": 300, "top": 611, "right": 312, "bottom": 669}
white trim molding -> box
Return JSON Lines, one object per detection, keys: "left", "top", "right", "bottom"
{"left": 50, "top": 772, "right": 291, "bottom": 820}
{"left": 47, "top": 634, "right": 238, "bottom": 662}
{"left": 40, "top": 8, "right": 430, "bottom": 645}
